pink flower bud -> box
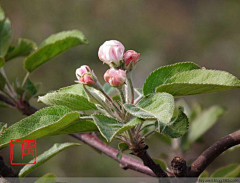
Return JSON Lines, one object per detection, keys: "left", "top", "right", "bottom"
{"left": 76, "top": 65, "right": 95, "bottom": 85}
{"left": 123, "top": 50, "right": 140, "bottom": 68}
{"left": 104, "top": 68, "right": 126, "bottom": 87}
{"left": 98, "top": 40, "right": 125, "bottom": 67}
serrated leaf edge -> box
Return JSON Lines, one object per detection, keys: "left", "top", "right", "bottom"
{"left": 164, "top": 69, "right": 240, "bottom": 86}
{"left": 143, "top": 62, "right": 201, "bottom": 95}
{"left": 0, "top": 106, "right": 79, "bottom": 148}
{"left": 38, "top": 92, "right": 97, "bottom": 110}
{"left": 24, "top": 30, "right": 88, "bottom": 72}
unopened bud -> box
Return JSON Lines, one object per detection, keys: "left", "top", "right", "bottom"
{"left": 123, "top": 50, "right": 140, "bottom": 71}
{"left": 76, "top": 65, "right": 95, "bottom": 85}
{"left": 98, "top": 40, "right": 125, "bottom": 68}
{"left": 104, "top": 68, "right": 126, "bottom": 87}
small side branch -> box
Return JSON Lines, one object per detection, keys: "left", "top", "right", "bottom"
{"left": 186, "top": 130, "right": 240, "bottom": 177}
{"left": 132, "top": 143, "right": 168, "bottom": 177}
{"left": 0, "top": 93, "right": 15, "bottom": 107}
{"left": 0, "top": 95, "right": 155, "bottom": 177}
{"left": 170, "top": 130, "right": 240, "bottom": 177}
{"left": 71, "top": 133, "right": 156, "bottom": 177}
{"left": 0, "top": 155, "right": 18, "bottom": 178}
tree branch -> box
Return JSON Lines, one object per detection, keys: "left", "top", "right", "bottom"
{"left": 0, "top": 97, "right": 155, "bottom": 177}
{"left": 132, "top": 143, "right": 168, "bottom": 177}
{"left": 70, "top": 133, "right": 155, "bottom": 177}
{"left": 0, "top": 156, "right": 17, "bottom": 178}
{"left": 0, "top": 93, "right": 15, "bottom": 107}
{"left": 2, "top": 94, "right": 240, "bottom": 178}
{"left": 187, "top": 130, "right": 240, "bottom": 177}
{"left": 170, "top": 130, "right": 240, "bottom": 177}
{"left": 17, "top": 100, "right": 38, "bottom": 116}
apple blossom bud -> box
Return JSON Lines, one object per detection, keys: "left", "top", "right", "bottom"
{"left": 76, "top": 65, "right": 95, "bottom": 85}
{"left": 123, "top": 50, "right": 140, "bottom": 70}
{"left": 98, "top": 40, "right": 125, "bottom": 67}
{"left": 104, "top": 68, "right": 126, "bottom": 87}
{"left": 124, "top": 50, "right": 140, "bottom": 66}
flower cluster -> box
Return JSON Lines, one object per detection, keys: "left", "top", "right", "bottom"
{"left": 76, "top": 40, "right": 140, "bottom": 87}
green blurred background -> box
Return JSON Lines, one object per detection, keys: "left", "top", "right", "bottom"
{"left": 0, "top": 0, "right": 239, "bottom": 177}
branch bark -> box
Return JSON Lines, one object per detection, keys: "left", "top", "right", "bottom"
{"left": 2, "top": 99, "right": 155, "bottom": 177}
{"left": 1, "top": 95, "right": 240, "bottom": 178}
{"left": 187, "top": 130, "right": 240, "bottom": 177}
{"left": 132, "top": 143, "right": 168, "bottom": 177}
{"left": 0, "top": 93, "right": 15, "bottom": 107}
{"left": 170, "top": 130, "right": 240, "bottom": 177}
{"left": 71, "top": 133, "right": 155, "bottom": 177}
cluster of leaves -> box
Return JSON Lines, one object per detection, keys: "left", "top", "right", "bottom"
{"left": 0, "top": 5, "right": 88, "bottom": 105}
{"left": 0, "top": 6, "right": 87, "bottom": 180}
{"left": 0, "top": 5, "right": 240, "bottom": 179}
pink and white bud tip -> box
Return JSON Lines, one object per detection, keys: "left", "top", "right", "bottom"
{"left": 104, "top": 68, "right": 126, "bottom": 87}
{"left": 123, "top": 50, "right": 140, "bottom": 70}
{"left": 98, "top": 40, "right": 125, "bottom": 67}
{"left": 76, "top": 65, "right": 95, "bottom": 85}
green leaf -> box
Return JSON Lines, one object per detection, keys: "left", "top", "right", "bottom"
{"left": 155, "top": 133, "right": 172, "bottom": 146}
{"left": 143, "top": 62, "right": 200, "bottom": 95}
{"left": 189, "top": 102, "right": 203, "bottom": 122}
{"left": 118, "top": 142, "right": 129, "bottom": 151}
{"left": 103, "top": 83, "right": 118, "bottom": 97}
{"left": 24, "top": 30, "right": 88, "bottom": 72}
{"left": 84, "top": 85, "right": 106, "bottom": 104}
{"left": 92, "top": 115, "right": 123, "bottom": 142}
{"left": 117, "top": 141, "right": 130, "bottom": 161}
{"left": 156, "top": 70, "right": 240, "bottom": 96}
{"left": 123, "top": 104, "right": 156, "bottom": 119}
{"left": 117, "top": 118, "right": 143, "bottom": 135}
{"left": 24, "top": 79, "right": 37, "bottom": 95}
{"left": 0, "top": 73, "right": 6, "bottom": 90}
{"left": 5, "top": 38, "right": 37, "bottom": 61}
{"left": 0, "top": 18, "right": 11, "bottom": 57}
{"left": 0, "top": 106, "right": 79, "bottom": 149}
{"left": 225, "top": 145, "right": 240, "bottom": 153}
{"left": 152, "top": 158, "right": 167, "bottom": 171}
{"left": 0, "top": 6, "right": 5, "bottom": 21}
{"left": 35, "top": 173, "right": 57, "bottom": 183}
{"left": 0, "top": 101, "right": 9, "bottom": 108}
{"left": 92, "top": 115, "right": 142, "bottom": 142}
{"left": 38, "top": 88, "right": 97, "bottom": 111}
{"left": 0, "top": 56, "right": 4, "bottom": 67}
{"left": 135, "top": 93, "right": 175, "bottom": 131}
{"left": 116, "top": 151, "right": 122, "bottom": 160}
{"left": 161, "top": 108, "right": 189, "bottom": 138}
{"left": 49, "top": 118, "right": 98, "bottom": 136}
{"left": 199, "top": 171, "right": 209, "bottom": 178}
{"left": 0, "top": 122, "right": 7, "bottom": 135}
{"left": 188, "top": 106, "right": 225, "bottom": 144}
{"left": 19, "top": 142, "right": 80, "bottom": 177}
{"left": 56, "top": 84, "right": 87, "bottom": 97}
{"left": 211, "top": 164, "right": 240, "bottom": 177}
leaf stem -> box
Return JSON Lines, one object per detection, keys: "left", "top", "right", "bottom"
{"left": 142, "top": 129, "right": 156, "bottom": 139}
{"left": 134, "top": 95, "right": 143, "bottom": 105}
{"left": 116, "top": 86, "right": 125, "bottom": 104}
{"left": 79, "top": 116, "right": 93, "bottom": 120}
{"left": 0, "top": 67, "right": 16, "bottom": 98}
{"left": 96, "top": 81, "right": 122, "bottom": 115}
{"left": 22, "top": 72, "right": 30, "bottom": 87}
{"left": 126, "top": 72, "right": 134, "bottom": 104}
{"left": 134, "top": 120, "right": 144, "bottom": 138}
{"left": 127, "top": 130, "right": 135, "bottom": 145}
{"left": 83, "top": 85, "right": 117, "bottom": 119}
